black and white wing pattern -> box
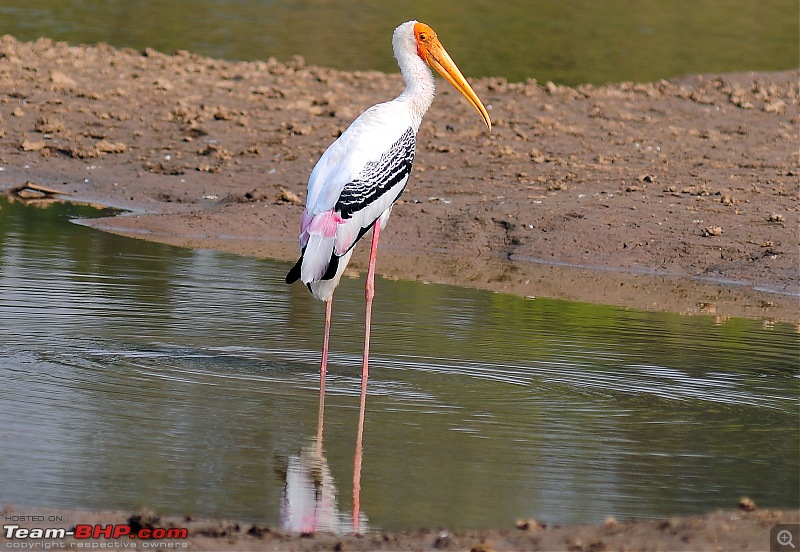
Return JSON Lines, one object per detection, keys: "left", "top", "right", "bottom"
{"left": 333, "top": 127, "right": 415, "bottom": 252}
{"left": 335, "top": 127, "right": 415, "bottom": 220}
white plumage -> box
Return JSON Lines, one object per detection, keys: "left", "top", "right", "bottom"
{"left": 285, "top": 27, "right": 489, "bottom": 515}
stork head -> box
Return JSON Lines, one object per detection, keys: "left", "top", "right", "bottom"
{"left": 404, "top": 21, "right": 492, "bottom": 131}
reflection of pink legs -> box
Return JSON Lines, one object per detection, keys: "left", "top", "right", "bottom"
{"left": 353, "top": 221, "right": 380, "bottom": 535}
{"left": 352, "top": 367, "right": 367, "bottom": 534}
{"left": 317, "top": 298, "right": 332, "bottom": 451}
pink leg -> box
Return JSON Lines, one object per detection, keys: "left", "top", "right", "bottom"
{"left": 316, "top": 297, "right": 332, "bottom": 450}
{"left": 362, "top": 220, "right": 380, "bottom": 385}
{"left": 353, "top": 220, "right": 380, "bottom": 534}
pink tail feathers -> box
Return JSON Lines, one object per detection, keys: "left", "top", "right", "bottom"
{"left": 300, "top": 210, "right": 344, "bottom": 284}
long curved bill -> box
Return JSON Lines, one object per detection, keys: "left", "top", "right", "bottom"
{"left": 422, "top": 35, "right": 492, "bottom": 130}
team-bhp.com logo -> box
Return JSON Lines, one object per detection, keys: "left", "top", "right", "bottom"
{"left": 4, "top": 522, "right": 188, "bottom": 548}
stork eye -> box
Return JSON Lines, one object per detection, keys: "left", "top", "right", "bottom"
{"left": 419, "top": 33, "right": 427, "bottom": 41}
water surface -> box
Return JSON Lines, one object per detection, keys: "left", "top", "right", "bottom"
{"left": 0, "top": 0, "right": 796, "bottom": 84}
{"left": 0, "top": 197, "right": 798, "bottom": 531}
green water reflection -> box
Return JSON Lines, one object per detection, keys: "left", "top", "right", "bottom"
{"left": 0, "top": 196, "right": 798, "bottom": 531}
{"left": 0, "top": 0, "right": 796, "bottom": 84}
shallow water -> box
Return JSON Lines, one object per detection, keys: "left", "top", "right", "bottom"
{"left": 0, "top": 197, "right": 798, "bottom": 531}
{"left": 0, "top": 0, "right": 796, "bottom": 84}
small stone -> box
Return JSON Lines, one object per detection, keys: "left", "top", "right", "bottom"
{"left": 95, "top": 139, "right": 127, "bottom": 153}
{"left": 35, "top": 117, "right": 65, "bottom": 134}
{"left": 15, "top": 188, "right": 46, "bottom": 199}
{"left": 702, "top": 226, "right": 723, "bottom": 237}
{"left": 21, "top": 139, "right": 46, "bottom": 152}
{"left": 515, "top": 518, "right": 546, "bottom": 531}
{"left": 247, "top": 525, "right": 270, "bottom": 538}
{"left": 49, "top": 70, "right": 78, "bottom": 88}
{"left": 604, "top": 516, "right": 618, "bottom": 527}
{"left": 763, "top": 99, "right": 786, "bottom": 114}
{"left": 213, "top": 106, "right": 234, "bottom": 120}
{"left": 738, "top": 496, "right": 757, "bottom": 511}
{"left": 277, "top": 187, "right": 302, "bottom": 205}
{"left": 469, "top": 540, "right": 494, "bottom": 552}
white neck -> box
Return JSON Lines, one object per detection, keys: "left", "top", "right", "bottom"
{"left": 392, "top": 21, "right": 435, "bottom": 130}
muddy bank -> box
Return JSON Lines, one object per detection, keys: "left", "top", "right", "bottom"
{"left": 0, "top": 35, "right": 797, "bottom": 321}
{"left": 2, "top": 504, "right": 798, "bottom": 551}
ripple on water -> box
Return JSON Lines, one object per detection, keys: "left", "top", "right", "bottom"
{"left": 1, "top": 197, "right": 798, "bottom": 529}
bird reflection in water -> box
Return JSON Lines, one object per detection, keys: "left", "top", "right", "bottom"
{"left": 277, "top": 363, "right": 370, "bottom": 535}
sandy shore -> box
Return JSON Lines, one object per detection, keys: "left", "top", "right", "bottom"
{"left": 2, "top": 504, "right": 798, "bottom": 551}
{"left": 0, "top": 36, "right": 798, "bottom": 550}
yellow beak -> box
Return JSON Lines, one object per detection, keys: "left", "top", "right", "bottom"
{"left": 417, "top": 27, "right": 492, "bottom": 131}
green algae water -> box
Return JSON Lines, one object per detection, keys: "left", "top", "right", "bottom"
{"left": 0, "top": 197, "right": 797, "bottom": 531}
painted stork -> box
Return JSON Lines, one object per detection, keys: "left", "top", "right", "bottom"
{"left": 285, "top": 20, "right": 491, "bottom": 449}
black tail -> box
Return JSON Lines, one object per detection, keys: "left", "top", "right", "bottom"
{"left": 285, "top": 256, "right": 303, "bottom": 284}
{"left": 285, "top": 249, "right": 341, "bottom": 286}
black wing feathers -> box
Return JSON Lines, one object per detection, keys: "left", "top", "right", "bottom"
{"left": 335, "top": 128, "right": 415, "bottom": 219}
